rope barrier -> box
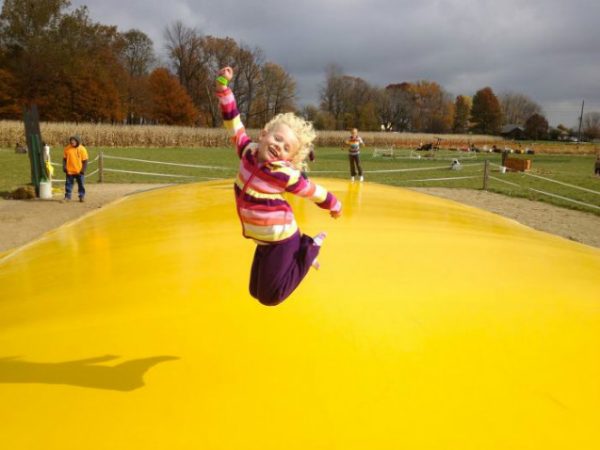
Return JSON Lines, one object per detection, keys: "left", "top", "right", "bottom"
{"left": 488, "top": 176, "right": 521, "bottom": 187}
{"left": 102, "top": 154, "right": 229, "bottom": 170}
{"left": 44, "top": 152, "right": 600, "bottom": 214}
{"left": 489, "top": 175, "right": 600, "bottom": 210}
{"left": 372, "top": 149, "right": 478, "bottom": 161}
{"left": 313, "top": 162, "right": 482, "bottom": 175}
{"left": 366, "top": 163, "right": 482, "bottom": 174}
{"left": 395, "top": 175, "right": 480, "bottom": 183}
{"left": 522, "top": 172, "right": 600, "bottom": 196}
{"left": 489, "top": 162, "right": 600, "bottom": 196}
{"left": 103, "top": 168, "right": 195, "bottom": 178}
{"left": 528, "top": 188, "right": 600, "bottom": 211}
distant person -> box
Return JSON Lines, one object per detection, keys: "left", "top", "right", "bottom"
{"left": 301, "top": 144, "right": 315, "bottom": 179}
{"left": 63, "top": 135, "right": 88, "bottom": 202}
{"left": 345, "top": 128, "right": 365, "bottom": 182}
{"left": 595, "top": 154, "right": 600, "bottom": 177}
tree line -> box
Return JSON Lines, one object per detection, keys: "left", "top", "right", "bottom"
{"left": 0, "top": 0, "right": 296, "bottom": 128}
{"left": 1, "top": 0, "right": 599, "bottom": 140}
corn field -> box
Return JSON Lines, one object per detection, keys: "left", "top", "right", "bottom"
{"left": 1, "top": 120, "right": 597, "bottom": 154}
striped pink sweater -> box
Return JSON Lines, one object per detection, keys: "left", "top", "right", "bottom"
{"left": 217, "top": 87, "right": 341, "bottom": 243}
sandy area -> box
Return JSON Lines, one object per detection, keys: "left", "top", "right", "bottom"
{"left": 1, "top": 183, "right": 599, "bottom": 255}
{"left": 411, "top": 187, "right": 600, "bottom": 248}
{"left": 0, "top": 184, "right": 166, "bottom": 254}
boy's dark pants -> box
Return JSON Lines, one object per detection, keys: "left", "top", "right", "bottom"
{"left": 65, "top": 174, "right": 85, "bottom": 199}
{"left": 249, "top": 232, "right": 320, "bottom": 306}
{"left": 349, "top": 154, "right": 363, "bottom": 176}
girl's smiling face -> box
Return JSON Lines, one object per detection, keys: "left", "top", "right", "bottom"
{"left": 257, "top": 123, "right": 299, "bottom": 164}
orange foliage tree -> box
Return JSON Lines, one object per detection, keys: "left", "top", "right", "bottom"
{"left": 471, "top": 87, "right": 502, "bottom": 135}
{"left": 453, "top": 95, "right": 471, "bottom": 133}
{"left": 147, "top": 68, "right": 199, "bottom": 126}
{"left": 0, "top": 1, "right": 128, "bottom": 122}
{"left": 0, "top": 68, "right": 21, "bottom": 119}
{"left": 409, "top": 81, "right": 454, "bottom": 133}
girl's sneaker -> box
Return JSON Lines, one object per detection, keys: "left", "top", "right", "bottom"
{"left": 313, "top": 232, "right": 327, "bottom": 247}
{"left": 311, "top": 232, "right": 327, "bottom": 270}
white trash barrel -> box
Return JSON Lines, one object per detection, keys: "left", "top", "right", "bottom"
{"left": 39, "top": 181, "right": 52, "bottom": 199}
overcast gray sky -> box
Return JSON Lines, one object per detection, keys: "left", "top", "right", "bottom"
{"left": 72, "top": 0, "right": 600, "bottom": 127}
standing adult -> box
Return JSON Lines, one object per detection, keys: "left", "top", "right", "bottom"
{"left": 345, "top": 128, "right": 365, "bottom": 182}
{"left": 63, "top": 135, "right": 89, "bottom": 202}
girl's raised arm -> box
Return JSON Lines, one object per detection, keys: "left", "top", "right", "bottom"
{"left": 215, "top": 67, "right": 251, "bottom": 158}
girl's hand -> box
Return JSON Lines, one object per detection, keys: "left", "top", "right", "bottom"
{"left": 216, "top": 67, "right": 233, "bottom": 91}
{"left": 330, "top": 209, "right": 342, "bottom": 219}
{"left": 219, "top": 66, "right": 233, "bottom": 81}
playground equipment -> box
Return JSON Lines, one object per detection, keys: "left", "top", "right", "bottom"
{"left": 1, "top": 179, "right": 599, "bottom": 449}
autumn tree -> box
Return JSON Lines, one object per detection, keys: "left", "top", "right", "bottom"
{"left": 470, "top": 87, "right": 502, "bottom": 135}
{"left": 524, "top": 113, "right": 549, "bottom": 140}
{"left": 500, "top": 92, "right": 542, "bottom": 125}
{"left": 120, "top": 29, "right": 155, "bottom": 124}
{"left": 164, "top": 23, "right": 283, "bottom": 128}
{"left": 410, "top": 80, "right": 454, "bottom": 133}
{"left": 0, "top": 68, "right": 21, "bottom": 118}
{"left": 301, "top": 104, "right": 335, "bottom": 130}
{"left": 582, "top": 112, "right": 600, "bottom": 140}
{"left": 342, "top": 75, "right": 379, "bottom": 130}
{"left": 320, "top": 65, "right": 379, "bottom": 130}
{"left": 51, "top": 7, "right": 126, "bottom": 122}
{"left": 200, "top": 35, "right": 239, "bottom": 126}
{"left": 233, "top": 44, "right": 264, "bottom": 127}
{"left": 358, "top": 101, "right": 380, "bottom": 131}
{"left": 453, "top": 95, "right": 471, "bottom": 133}
{"left": 164, "top": 21, "right": 203, "bottom": 90}
{"left": 0, "top": 0, "right": 69, "bottom": 109}
{"left": 254, "top": 62, "right": 296, "bottom": 124}
{"left": 0, "top": 0, "right": 127, "bottom": 122}
{"left": 379, "top": 83, "right": 413, "bottom": 131}
{"left": 319, "top": 64, "right": 345, "bottom": 128}
{"left": 147, "top": 67, "right": 198, "bottom": 126}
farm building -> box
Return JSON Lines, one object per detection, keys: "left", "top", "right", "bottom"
{"left": 501, "top": 124, "right": 526, "bottom": 140}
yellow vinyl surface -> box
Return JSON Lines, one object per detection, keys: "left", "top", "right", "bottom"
{"left": 1, "top": 179, "right": 599, "bottom": 449}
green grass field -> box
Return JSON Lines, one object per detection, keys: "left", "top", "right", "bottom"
{"left": 2, "top": 146, "right": 599, "bottom": 215}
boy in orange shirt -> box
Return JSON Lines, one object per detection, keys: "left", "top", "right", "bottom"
{"left": 63, "top": 135, "right": 89, "bottom": 202}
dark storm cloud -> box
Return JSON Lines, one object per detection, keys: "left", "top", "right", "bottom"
{"left": 73, "top": 0, "right": 600, "bottom": 126}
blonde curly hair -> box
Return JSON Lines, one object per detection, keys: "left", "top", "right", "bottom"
{"left": 264, "top": 112, "right": 316, "bottom": 170}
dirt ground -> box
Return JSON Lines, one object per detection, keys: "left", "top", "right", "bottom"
{"left": 1, "top": 183, "right": 599, "bottom": 255}
{"left": 0, "top": 184, "right": 166, "bottom": 254}
{"left": 411, "top": 187, "right": 600, "bottom": 248}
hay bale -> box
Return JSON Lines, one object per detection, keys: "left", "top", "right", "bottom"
{"left": 9, "top": 186, "right": 36, "bottom": 200}
{"left": 14, "top": 143, "right": 27, "bottom": 154}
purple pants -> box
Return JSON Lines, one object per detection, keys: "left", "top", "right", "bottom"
{"left": 249, "top": 232, "right": 320, "bottom": 306}
{"left": 349, "top": 154, "right": 363, "bottom": 176}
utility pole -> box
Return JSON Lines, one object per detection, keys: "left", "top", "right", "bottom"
{"left": 577, "top": 100, "right": 584, "bottom": 142}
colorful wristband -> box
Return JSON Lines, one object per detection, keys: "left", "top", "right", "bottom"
{"left": 216, "top": 76, "right": 229, "bottom": 87}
